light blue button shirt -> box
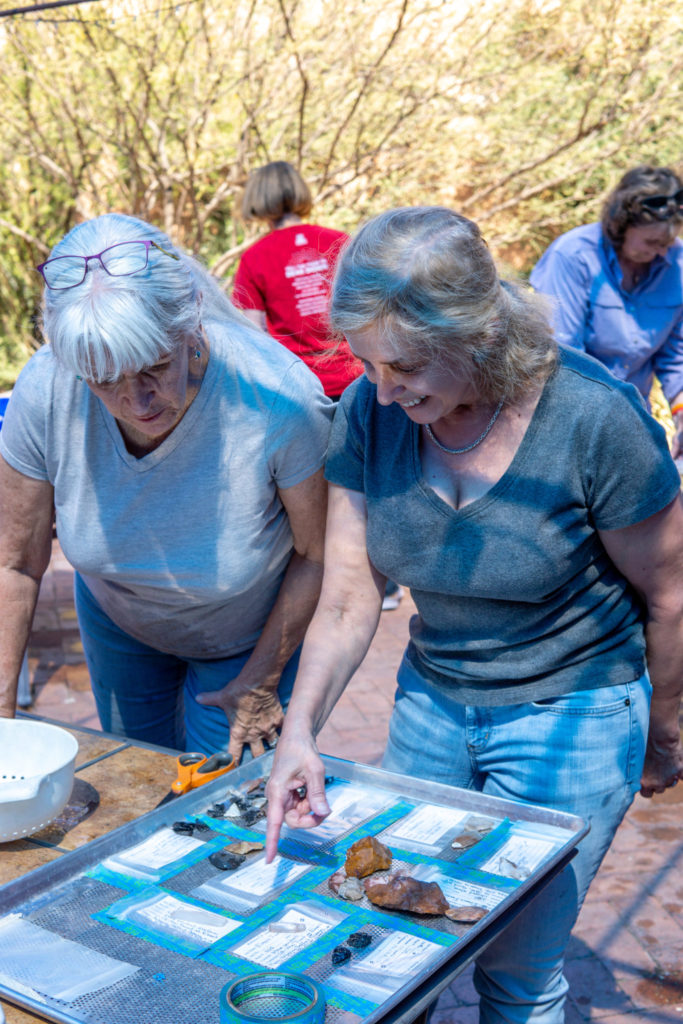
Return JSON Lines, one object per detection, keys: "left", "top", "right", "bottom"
{"left": 530, "top": 222, "right": 683, "bottom": 402}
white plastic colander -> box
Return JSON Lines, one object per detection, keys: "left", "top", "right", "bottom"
{"left": 0, "top": 719, "right": 78, "bottom": 842}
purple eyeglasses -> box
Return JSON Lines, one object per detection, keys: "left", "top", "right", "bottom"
{"left": 36, "top": 239, "right": 179, "bottom": 290}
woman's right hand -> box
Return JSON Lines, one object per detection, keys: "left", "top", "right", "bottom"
{"left": 265, "top": 729, "right": 331, "bottom": 862}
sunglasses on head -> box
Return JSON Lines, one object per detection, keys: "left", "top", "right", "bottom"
{"left": 639, "top": 188, "right": 683, "bottom": 217}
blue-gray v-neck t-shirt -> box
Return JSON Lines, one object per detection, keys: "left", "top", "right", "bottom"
{"left": 325, "top": 347, "right": 680, "bottom": 704}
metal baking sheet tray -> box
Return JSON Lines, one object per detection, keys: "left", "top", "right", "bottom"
{"left": 0, "top": 753, "right": 587, "bottom": 1024}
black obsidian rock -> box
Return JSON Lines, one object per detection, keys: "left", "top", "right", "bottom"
{"left": 331, "top": 945, "right": 352, "bottom": 965}
{"left": 206, "top": 803, "right": 226, "bottom": 818}
{"left": 209, "top": 850, "right": 246, "bottom": 871}
{"left": 346, "top": 931, "right": 372, "bottom": 949}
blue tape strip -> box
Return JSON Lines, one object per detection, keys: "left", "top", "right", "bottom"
{"left": 93, "top": 885, "right": 243, "bottom": 959}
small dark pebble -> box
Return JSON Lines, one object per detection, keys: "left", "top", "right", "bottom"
{"left": 206, "top": 803, "right": 226, "bottom": 819}
{"left": 233, "top": 796, "right": 250, "bottom": 812}
{"left": 346, "top": 932, "right": 372, "bottom": 949}
{"left": 241, "top": 808, "right": 264, "bottom": 826}
{"left": 209, "top": 850, "right": 246, "bottom": 871}
{"left": 331, "top": 945, "right": 352, "bottom": 965}
{"left": 172, "top": 821, "right": 195, "bottom": 835}
{"left": 192, "top": 821, "right": 211, "bottom": 833}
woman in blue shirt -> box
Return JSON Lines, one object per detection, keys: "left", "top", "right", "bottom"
{"left": 530, "top": 165, "right": 683, "bottom": 455}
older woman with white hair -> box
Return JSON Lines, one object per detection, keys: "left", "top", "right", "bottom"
{"left": 0, "top": 213, "right": 332, "bottom": 763}
{"left": 266, "top": 207, "right": 683, "bottom": 1022}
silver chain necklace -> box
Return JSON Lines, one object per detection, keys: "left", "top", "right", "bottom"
{"left": 424, "top": 399, "right": 504, "bottom": 455}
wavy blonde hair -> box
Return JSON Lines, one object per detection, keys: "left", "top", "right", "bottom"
{"left": 329, "top": 206, "right": 557, "bottom": 403}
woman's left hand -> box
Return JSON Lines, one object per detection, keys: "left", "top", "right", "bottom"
{"left": 196, "top": 674, "right": 283, "bottom": 764}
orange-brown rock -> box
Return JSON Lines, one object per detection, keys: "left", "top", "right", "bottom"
{"left": 344, "top": 835, "right": 392, "bottom": 878}
{"left": 364, "top": 873, "right": 449, "bottom": 915}
{"left": 445, "top": 905, "right": 488, "bottom": 923}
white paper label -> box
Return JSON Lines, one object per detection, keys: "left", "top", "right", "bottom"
{"left": 388, "top": 805, "right": 468, "bottom": 845}
{"left": 481, "top": 835, "right": 555, "bottom": 877}
{"left": 325, "top": 784, "right": 369, "bottom": 816}
{"left": 428, "top": 873, "right": 504, "bottom": 910}
{"left": 135, "top": 895, "right": 239, "bottom": 944}
{"left": 225, "top": 856, "right": 309, "bottom": 896}
{"left": 353, "top": 931, "right": 442, "bottom": 975}
{"left": 231, "top": 907, "right": 335, "bottom": 968}
{"left": 111, "top": 829, "right": 203, "bottom": 869}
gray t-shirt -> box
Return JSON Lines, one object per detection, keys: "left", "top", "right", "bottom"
{"left": 326, "top": 347, "right": 680, "bottom": 704}
{"left": 1, "top": 322, "right": 333, "bottom": 658}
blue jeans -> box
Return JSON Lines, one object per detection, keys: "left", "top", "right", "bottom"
{"left": 383, "top": 655, "right": 650, "bottom": 1024}
{"left": 74, "top": 573, "right": 299, "bottom": 755}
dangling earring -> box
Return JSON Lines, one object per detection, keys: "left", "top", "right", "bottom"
{"left": 194, "top": 349, "right": 201, "bottom": 360}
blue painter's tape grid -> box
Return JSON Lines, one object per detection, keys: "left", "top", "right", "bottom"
{"left": 328, "top": 801, "right": 417, "bottom": 857}
{"left": 85, "top": 833, "right": 234, "bottom": 892}
{"left": 92, "top": 885, "right": 243, "bottom": 960}
{"left": 454, "top": 817, "right": 516, "bottom": 870}
{"left": 202, "top": 866, "right": 458, "bottom": 977}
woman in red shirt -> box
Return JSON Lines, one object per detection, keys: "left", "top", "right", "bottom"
{"left": 233, "top": 163, "right": 402, "bottom": 609}
{"left": 233, "top": 161, "right": 361, "bottom": 400}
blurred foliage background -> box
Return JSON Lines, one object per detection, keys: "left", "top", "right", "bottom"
{"left": 0, "top": 0, "right": 681, "bottom": 387}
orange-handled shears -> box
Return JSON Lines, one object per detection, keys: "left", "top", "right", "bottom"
{"left": 171, "top": 751, "right": 235, "bottom": 795}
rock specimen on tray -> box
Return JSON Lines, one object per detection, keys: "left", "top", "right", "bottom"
{"left": 329, "top": 869, "right": 364, "bottom": 901}
{"left": 364, "top": 874, "right": 449, "bottom": 915}
{"left": 224, "top": 839, "right": 264, "bottom": 856}
{"left": 209, "top": 850, "right": 246, "bottom": 871}
{"left": 451, "top": 830, "right": 484, "bottom": 851}
{"left": 331, "top": 945, "right": 352, "bottom": 965}
{"left": 346, "top": 931, "right": 372, "bottom": 949}
{"left": 172, "top": 821, "right": 196, "bottom": 835}
{"left": 445, "top": 905, "right": 488, "bottom": 924}
{"left": 207, "top": 803, "right": 226, "bottom": 819}
{"left": 344, "top": 835, "right": 392, "bottom": 878}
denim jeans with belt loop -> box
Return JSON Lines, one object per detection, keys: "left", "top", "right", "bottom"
{"left": 74, "top": 572, "right": 299, "bottom": 754}
{"left": 382, "top": 653, "right": 651, "bottom": 1024}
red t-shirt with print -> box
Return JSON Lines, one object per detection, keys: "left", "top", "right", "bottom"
{"left": 233, "top": 223, "right": 362, "bottom": 397}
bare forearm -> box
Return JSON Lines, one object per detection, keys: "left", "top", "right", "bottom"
{"left": 239, "top": 551, "right": 324, "bottom": 691}
{"left": 280, "top": 588, "right": 383, "bottom": 741}
{"left": 645, "top": 601, "right": 683, "bottom": 703}
{"left": 0, "top": 568, "right": 41, "bottom": 716}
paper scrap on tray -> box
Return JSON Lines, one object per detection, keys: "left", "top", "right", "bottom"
{"left": 418, "top": 871, "right": 505, "bottom": 911}
{"left": 326, "top": 783, "right": 370, "bottom": 816}
{"left": 134, "top": 894, "right": 240, "bottom": 944}
{"left": 0, "top": 914, "right": 138, "bottom": 1002}
{"left": 388, "top": 805, "right": 468, "bottom": 845}
{"left": 226, "top": 855, "right": 309, "bottom": 896}
{"left": 350, "top": 931, "right": 442, "bottom": 975}
{"left": 481, "top": 835, "right": 556, "bottom": 878}
{"left": 105, "top": 828, "right": 203, "bottom": 872}
{"left": 231, "top": 906, "right": 335, "bottom": 968}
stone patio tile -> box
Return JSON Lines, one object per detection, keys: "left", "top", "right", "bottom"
{"left": 564, "top": 958, "right": 637, "bottom": 1018}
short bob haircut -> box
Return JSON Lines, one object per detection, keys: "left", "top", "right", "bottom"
{"left": 329, "top": 206, "right": 557, "bottom": 404}
{"left": 40, "top": 212, "right": 255, "bottom": 383}
{"left": 602, "top": 165, "right": 683, "bottom": 251}
{"left": 240, "top": 161, "right": 313, "bottom": 223}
